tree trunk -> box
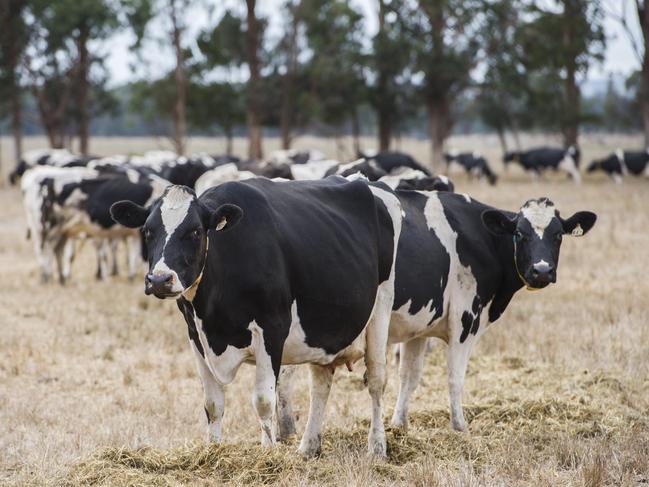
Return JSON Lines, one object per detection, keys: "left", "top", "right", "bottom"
{"left": 562, "top": 5, "right": 579, "bottom": 148}
{"left": 351, "top": 108, "right": 360, "bottom": 156}
{"left": 496, "top": 126, "right": 507, "bottom": 154}
{"left": 4, "top": 2, "right": 23, "bottom": 164}
{"left": 170, "top": 0, "right": 186, "bottom": 155}
{"left": 280, "top": 1, "right": 299, "bottom": 151}
{"left": 77, "top": 21, "right": 90, "bottom": 155}
{"left": 427, "top": 98, "right": 448, "bottom": 174}
{"left": 375, "top": 0, "right": 392, "bottom": 152}
{"left": 225, "top": 126, "right": 233, "bottom": 155}
{"left": 638, "top": 2, "right": 649, "bottom": 147}
{"left": 246, "top": 0, "right": 263, "bottom": 160}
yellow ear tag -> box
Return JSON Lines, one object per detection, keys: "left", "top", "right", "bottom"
{"left": 571, "top": 224, "right": 583, "bottom": 237}
{"left": 216, "top": 217, "right": 227, "bottom": 231}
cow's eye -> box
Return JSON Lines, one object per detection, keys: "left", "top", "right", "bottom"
{"left": 188, "top": 229, "right": 201, "bottom": 239}
{"left": 555, "top": 233, "right": 563, "bottom": 242}
{"left": 514, "top": 230, "right": 523, "bottom": 241}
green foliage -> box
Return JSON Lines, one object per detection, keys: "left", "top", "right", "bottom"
{"left": 186, "top": 81, "right": 245, "bottom": 136}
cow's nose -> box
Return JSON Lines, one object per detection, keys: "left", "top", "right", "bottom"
{"left": 145, "top": 272, "right": 175, "bottom": 295}
{"left": 532, "top": 262, "right": 556, "bottom": 284}
{"left": 146, "top": 273, "right": 173, "bottom": 285}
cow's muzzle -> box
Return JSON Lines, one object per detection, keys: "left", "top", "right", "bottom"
{"left": 145, "top": 272, "right": 180, "bottom": 299}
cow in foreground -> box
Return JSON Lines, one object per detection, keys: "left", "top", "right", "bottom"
{"left": 110, "top": 178, "right": 402, "bottom": 457}
{"left": 587, "top": 149, "right": 649, "bottom": 183}
{"left": 504, "top": 147, "right": 581, "bottom": 184}
{"left": 278, "top": 193, "right": 596, "bottom": 437}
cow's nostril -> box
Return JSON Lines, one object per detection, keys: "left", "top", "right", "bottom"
{"left": 164, "top": 274, "right": 173, "bottom": 283}
{"left": 532, "top": 269, "right": 539, "bottom": 277}
{"left": 145, "top": 274, "right": 153, "bottom": 284}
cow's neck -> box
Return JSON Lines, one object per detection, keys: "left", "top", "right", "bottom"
{"left": 488, "top": 232, "right": 524, "bottom": 323}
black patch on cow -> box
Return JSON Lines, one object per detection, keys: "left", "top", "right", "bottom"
{"left": 392, "top": 191, "right": 449, "bottom": 323}
{"left": 459, "top": 296, "right": 482, "bottom": 343}
{"left": 364, "top": 151, "right": 431, "bottom": 175}
{"left": 178, "top": 297, "right": 204, "bottom": 357}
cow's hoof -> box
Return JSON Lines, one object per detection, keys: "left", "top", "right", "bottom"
{"left": 389, "top": 415, "right": 408, "bottom": 431}
{"left": 451, "top": 419, "right": 468, "bottom": 433}
{"left": 367, "top": 436, "right": 387, "bottom": 459}
{"left": 297, "top": 435, "right": 321, "bottom": 458}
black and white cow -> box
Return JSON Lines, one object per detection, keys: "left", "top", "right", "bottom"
{"left": 444, "top": 151, "right": 498, "bottom": 185}
{"left": 277, "top": 193, "right": 596, "bottom": 437}
{"left": 587, "top": 149, "right": 649, "bottom": 183}
{"left": 503, "top": 146, "right": 581, "bottom": 184}
{"left": 378, "top": 168, "right": 455, "bottom": 192}
{"left": 10, "top": 148, "right": 94, "bottom": 185}
{"left": 360, "top": 150, "right": 432, "bottom": 176}
{"left": 194, "top": 163, "right": 256, "bottom": 195}
{"left": 266, "top": 149, "right": 326, "bottom": 166}
{"left": 324, "top": 158, "right": 388, "bottom": 180}
{"left": 110, "top": 178, "right": 402, "bottom": 457}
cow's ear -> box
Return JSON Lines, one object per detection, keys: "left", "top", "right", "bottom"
{"left": 207, "top": 203, "right": 243, "bottom": 232}
{"left": 110, "top": 200, "right": 150, "bottom": 228}
{"left": 482, "top": 209, "right": 517, "bottom": 236}
{"left": 560, "top": 211, "right": 597, "bottom": 237}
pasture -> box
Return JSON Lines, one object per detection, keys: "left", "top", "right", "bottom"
{"left": 1, "top": 135, "right": 649, "bottom": 486}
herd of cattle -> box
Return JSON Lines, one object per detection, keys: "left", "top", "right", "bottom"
{"left": 6, "top": 144, "right": 604, "bottom": 458}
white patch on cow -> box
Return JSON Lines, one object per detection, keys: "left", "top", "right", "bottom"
{"left": 461, "top": 193, "right": 471, "bottom": 203}
{"left": 472, "top": 151, "right": 481, "bottom": 159}
{"left": 438, "top": 175, "right": 450, "bottom": 185}
{"left": 389, "top": 299, "right": 438, "bottom": 343}
{"left": 160, "top": 186, "right": 192, "bottom": 241}
{"left": 521, "top": 199, "right": 556, "bottom": 239}
{"left": 282, "top": 301, "right": 337, "bottom": 364}
{"left": 533, "top": 259, "right": 549, "bottom": 268}
{"left": 290, "top": 160, "right": 339, "bottom": 180}
{"left": 335, "top": 158, "right": 365, "bottom": 174}
{"left": 195, "top": 164, "right": 255, "bottom": 195}
{"left": 571, "top": 224, "right": 584, "bottom": 237}
{"left": 378, "top": 168, "right": 426, "bottom": 190}
{"left": 613, "top": 173, "right": 624, "bottom": 184}
{"left": 249, "top": 321, "right": 277, "bottom": 445}
{"left": 193, "top": 313, "right": 251, "bottom": 385}
{"left": 558, "top": 155, "right": 581, "bottom": 184}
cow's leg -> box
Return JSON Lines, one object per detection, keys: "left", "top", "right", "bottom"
{"left": 109, "top": 239, "right": 119, "bottom": 276}
{"left": 390, "top": 336, "right": 429, "bottom": 430}
{"left": 94, "top": 238, "right": 109, "bottom": 280}
{"left": 251, "top": 327, "right": 278, "bottom": 447}
{"left": 559, "top": 156, "right": 581, "bottom": 184}
{"left": 37, "top": 241, "right": 55, "bottom": 283}
{"left": 276, "top": 365, "right": 297, "bottom": 442}
{"left": 126, "top": 235, "right": 140, "bottom": 281}
{"left": 365, "top": 282, "right": 392, "bottom": 457}
{"left": 297, "top": 364, "right": 333, "bottom": 458}
{"left": 447, "top": 337, "right": 474, "bottom": 432}
{"left": 190, "top": 343, "right": 225, "bottom": 443}
{"left": 55, "top": 237, "right": 75, "bottom": 285}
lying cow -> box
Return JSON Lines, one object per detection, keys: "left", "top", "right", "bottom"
{"left": 587, "top": 149, "right": 649, "bottom": 183}
{"left": 503, "top": 146, "right": 581, "bottom": 184}
{"left": 110, "top": 178, "right": 402, "bottom": 457}
{"left": 278, "top": 194, "right": 596, "bottom": 438}
{"left": 444, "top": 151, "right": 498, "bottom": 185}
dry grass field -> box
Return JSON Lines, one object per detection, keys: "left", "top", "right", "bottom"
{"left": 1, "top": 135, "right": 649, "bottom": 486}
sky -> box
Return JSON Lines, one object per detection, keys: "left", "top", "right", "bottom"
{"left": 103, "top": 0, "right": 642, "bottom": 87}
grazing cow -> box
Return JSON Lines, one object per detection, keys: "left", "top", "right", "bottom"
{"left": 379, "top": 168, "right": 455, "bottom": 192}
{"left": 277, "top": 194, "right": 596, "bottom": 437}
{"left": 444, "top": 151, "right": 498, "bottom": 185}
{"left": 587, "top": 149, "right": 649, "bottom": 183}
{"left": 110, "top": 178, "right": 402, "bottom": 457}
{"left": 10, "top": 148, "right": 93, "bottom": 185}
{"left": 194, "top": 163, "right": 256, "bottom": 195}
{"left": 503, "top": 146, "right": 581, "bottom": 184}
{"left": 325, "top": 158, "right": 388, "bottom": 180}
{"left": 360, "top": 150, "right": 432, "bottom": 176}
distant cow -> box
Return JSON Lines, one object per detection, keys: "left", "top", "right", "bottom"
{"left": 266, "top": 149, "right": 325, "bottom": 166}
{"left": 444, "top": 151, "right": 497, "bottom": 185}
{"left": 110, "top": 178, "right": 402, "bottom": 458}
{"left": 503, "top": 146, "right": 581, "bottom": 184}
{"left": 361, "top": 150, "right": 431, "bottom": 176}
{"left": 325, "top": 158, "right": 388, "bottom": 180}
{"left": 379, "top": 168, "right": 455, "bottom": 192}
{"left": 587, "top": 149, "right": 649, "bottom": 183}
{"left": 10, "top": 149, "right": 93, "bottom": 185}
{"left": 194, "top": 163, "right": 256, "bottom": 195}
{"left": 277, "top": 193, "right": 596, "bottom": 437}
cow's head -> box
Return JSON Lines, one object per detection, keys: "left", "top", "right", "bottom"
{"left": 502, "top": 151, "right": 519, "bottom": 165}
{"left": 110, "top": 185, "right": 243, "bottom": 299}
{"left": 481, "top": 198, "right": 596, "bottom": 289}
{"left": 587, "top": 154, "right": 622, "bottom": 175}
